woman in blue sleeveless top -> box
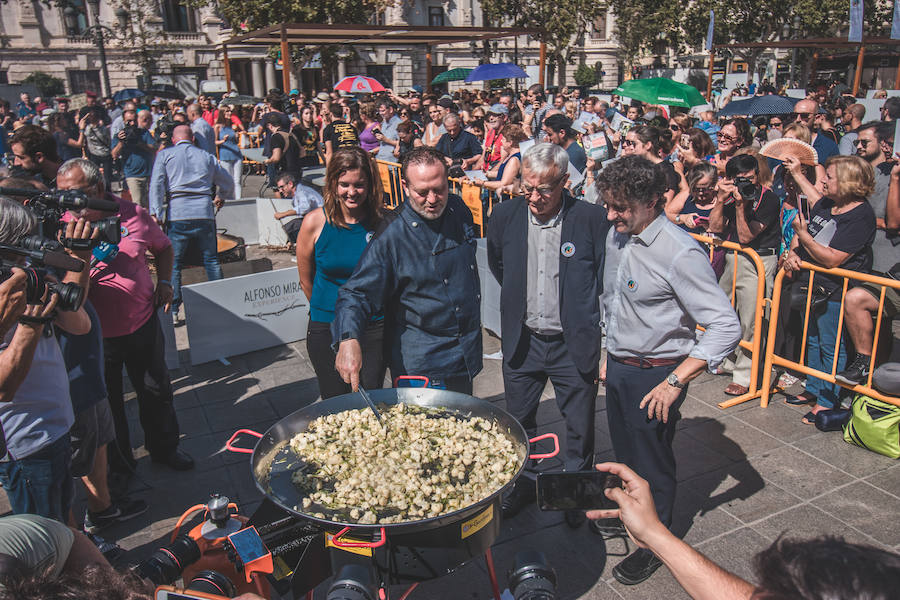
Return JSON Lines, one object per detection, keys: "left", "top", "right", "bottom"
{"left": 295, "top": 147, "right": 386, "bottom": 398}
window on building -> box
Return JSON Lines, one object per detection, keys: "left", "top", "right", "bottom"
{"left": 160, "top": 0, "right": 198, "bottom": 32}
{"left": 428, "top": 7, "right": 445, "bottom": 27}
{"left": 369, "top": 11, "right": 386, "bottom": 26}
{"left": 69, "top": 70, "right": 101, "bottom": 95}
{"left": 590, "top": 14, "right": 607, "bottom": 40}
{"left": 0, "top": 72, "right": 8, "bottom": 85}
{"left": 63, "top": 0, "right": 89, "bottom": 35}
{"left": 366, "top": 65, "right": 393, "bottom": 89}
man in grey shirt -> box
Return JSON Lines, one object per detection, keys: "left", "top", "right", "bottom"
{"left": 596, "top": 155, "right": 741, "bottom": 586}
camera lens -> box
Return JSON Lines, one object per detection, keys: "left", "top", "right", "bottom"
{"left": 134, "top": 534, "right": 201, "bottom": 586}
{"left": 187, "top": 569, "right": 236, "bottom": 598}
{"left": 509, "top": 551, "right": 557, "bottom": 600}
{"left": 47, "top": 281, "right": 84, "bottom": 312}
{"left": 326, "top": 564, "right": 377, "bottom": 600}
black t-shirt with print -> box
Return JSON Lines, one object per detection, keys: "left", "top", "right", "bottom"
{"left": 323, "top": 120, "right": 360, "bottom": 150}
{"left": 798, "top": 196, "right": 876, "bottom": 292}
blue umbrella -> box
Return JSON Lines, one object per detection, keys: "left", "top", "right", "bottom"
{"left": 717, "top": 95, "right": 799, "bottom": 117}
{"left": 113, "top": 88, "right": 146, "bottom": 102}
{"left": 464, "top": 62, "right": 527, "bottom": 83}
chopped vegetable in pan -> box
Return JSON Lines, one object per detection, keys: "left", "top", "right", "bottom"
{"left": 286, "top": 404, "right": 519, "bottom": 524}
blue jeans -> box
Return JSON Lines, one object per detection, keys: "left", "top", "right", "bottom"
{"left": 169, "top": 219, "right": 223, "bottom": 311}
{"left": 805, "top": 300, "right": 847, "bottom": 409}
{"left": 0, "top": 433, "right": 73, "bottom": 522}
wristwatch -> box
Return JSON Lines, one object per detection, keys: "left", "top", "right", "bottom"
{"left": 666, "top": 372, "right": 685, "bottom": 389}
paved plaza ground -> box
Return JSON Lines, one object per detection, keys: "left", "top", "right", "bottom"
{"left": 3, "top": 312, "right": 897, "bottom": 599}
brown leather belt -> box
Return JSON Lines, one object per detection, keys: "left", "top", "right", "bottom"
{"left": 609, "top": 354, "right": 685, "bottom": 369}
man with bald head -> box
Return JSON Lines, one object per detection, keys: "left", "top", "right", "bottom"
{"left": 186, "top": 102, "right": 216, "bottom": 154}
{"left": 149, "top": 124, "right": 234, "bottom": 324}
{"left": 791, "top": 98, "right": 839, "bottom": 163}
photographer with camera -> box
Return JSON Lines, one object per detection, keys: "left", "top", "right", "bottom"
{"left": 56, "top": 158, "right": 193, "bottom": 483}
{"left": 111, "top": 109, "right": 157, "bottom": 208}
{"left": 0, "top": 196, "right": 93, "bottom": 522}
{"left": 708, "top": 153, "right": 780, "bottom": 397}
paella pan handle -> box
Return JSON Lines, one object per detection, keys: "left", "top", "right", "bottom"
{"left": 527, "top": 433, "right": 560, "bottom": 460}
{"left": 331, "top": 527, "right": 387, "bottom": 549}
{"left": 225, "top": 429, "right": 263, "bottom": 454}
{"left": 393, "top": 375, "right": 430, "bottom": 388}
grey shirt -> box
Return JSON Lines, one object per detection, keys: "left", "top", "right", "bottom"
{"left": 603, "top": 213, "right": 741, "bottom": 369}
{"left": 525, "top": 207, "right": 563, "bottom": 334}
{"left": 870, "top": 162, "right": 897, "bottom": 273}
{"left": 838, "top": 131, "right": 858, "bottom": 156}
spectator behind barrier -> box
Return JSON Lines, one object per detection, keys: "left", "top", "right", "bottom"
{"left": 780, "top": 155, "right": 877, "bottom": 421}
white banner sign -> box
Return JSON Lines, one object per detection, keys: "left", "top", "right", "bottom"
{"left": 183, "top": 267, "right": 310, "bottom": 365}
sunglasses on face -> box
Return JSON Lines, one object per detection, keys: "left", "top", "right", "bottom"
{"left": 719, "top": 134, "right": 738, "bottom": 143}
{"left": 693, "top": 186, "right": 716, "bottom": 195}
{"left": 792, "top": 112, "right": 813, "bottom": 120}
{"left": 769, "top": 121, "right": 782, "bottom": 127}
{"left": 670, "top": 124, "right": 681, "bottom": 132}
{"left": 622, "top": 139, "right": 636, "bottom": 147}
{"left": 853, "top": 139, "right": 871, "bottom": 147}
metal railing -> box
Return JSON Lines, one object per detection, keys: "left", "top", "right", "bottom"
{"left": 760, "top": 261, "right": 900, "bottom": 408}
{"left": 690, "top": 233, "right": 769, "bottom": 409}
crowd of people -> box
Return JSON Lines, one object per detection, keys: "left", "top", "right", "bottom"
{"left": 0, "top": 74, "right": 898, "bottom": 598}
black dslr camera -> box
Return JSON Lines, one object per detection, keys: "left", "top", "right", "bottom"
{"left": 733, "top": 176, "right": 759, "bottom": 202}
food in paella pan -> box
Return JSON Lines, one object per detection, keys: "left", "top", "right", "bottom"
{"left": 286, "top": 404, "right": 520, "bottom": 524}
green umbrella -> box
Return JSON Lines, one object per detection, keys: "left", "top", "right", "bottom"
{"left": 431, "top": 68, "right": 473, "bottom": 85}
{"left": 614, "top": 78, "right": 706, "bottom": 108}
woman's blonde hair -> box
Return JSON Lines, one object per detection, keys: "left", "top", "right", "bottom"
{"left": 825, "top": 155, "right": 875, "bottom": 201}
{"left": 783, "top": 123, "right": 811, "bottom": 144}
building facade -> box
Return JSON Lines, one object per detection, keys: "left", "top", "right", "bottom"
{"left": 0, "top": 0, "right": 621, "bottom": 98}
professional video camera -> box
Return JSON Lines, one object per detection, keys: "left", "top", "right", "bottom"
{"left": 155, "top": 115, "right": 178, "bottom": 150}
{"left": 0, "top": 235, "right": 86, "bottom": 311}
{"left": 136, "top": 534, "right": 240, "bottom": 599}
{"left": 0, "top": 186, "right": 121, "bottom": 248}
{"left": 122, "top": 123, "right": 143, "bottom": 145}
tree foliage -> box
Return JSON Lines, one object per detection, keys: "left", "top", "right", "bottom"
{"left": 480, "top": 0, "right": 607, "bottom": 80}
{"left": 614, "top": 0, "right": 895, "bottom": 76}
{"left": 574, "top": 63, "right": 599, "bottom": 87}
{"left": 22, "top": 71, "right": 66, "bottom": 97}
{"left": 189, "top": 0, "right": 396, "bottom": 32}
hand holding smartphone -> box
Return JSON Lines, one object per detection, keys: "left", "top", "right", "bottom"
{"left": 536, "top": 470, "right": 624, "bottom": 511}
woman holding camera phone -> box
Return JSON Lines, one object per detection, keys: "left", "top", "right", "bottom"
{"left": 294, "top": 148, "right": 386, "bottom": 399}
{"left": 779, "top": 155, "right": 876, "bottom": 422}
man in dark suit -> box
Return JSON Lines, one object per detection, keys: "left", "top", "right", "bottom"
{"left": 487, "top": 142, "right": 609, "bottom": 528}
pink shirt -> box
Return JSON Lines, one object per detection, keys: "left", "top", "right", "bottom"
{"left": 84, "top": 195, "right": 172, "bottom": 338}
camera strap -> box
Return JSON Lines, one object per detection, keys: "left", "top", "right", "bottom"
{"left": 18, "top": 314, "right": 56, "bottom": 326}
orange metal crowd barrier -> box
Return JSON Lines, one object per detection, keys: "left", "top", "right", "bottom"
{"left": 760, "top": 261, "right": 900, "bottom": 408}
{"left": 375, "top": 160, "right": 518, "bottom": 236}
{"left": 377, "top": 160, "right": 405, "bottom": 209}
{"left": 690, "top": 234, "right": 769, "bottom": 409}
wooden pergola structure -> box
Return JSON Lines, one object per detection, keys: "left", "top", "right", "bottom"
{"left": 221, "top": 23, "right": 544, "bottom": 94}
{"left": 706, "top": 37, "right": 900, "bottom": 99}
